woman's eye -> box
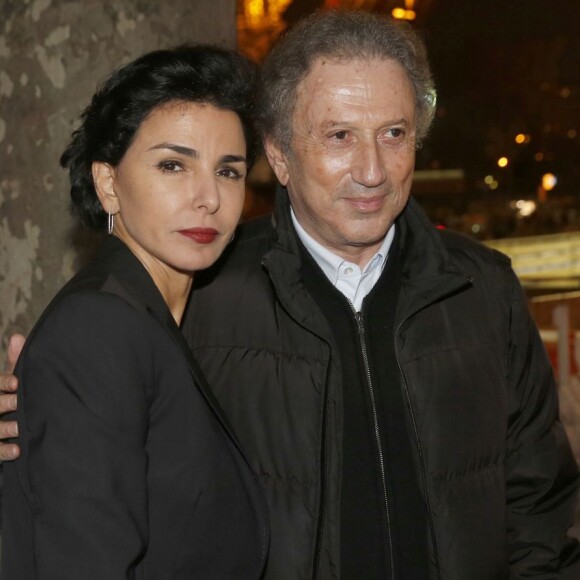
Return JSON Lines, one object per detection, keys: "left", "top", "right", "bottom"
{"left": 218, "top": 167, "right": 244, "bottom": 180}
{"left": 158, "top": 160, "right": 183, "bottom": 172}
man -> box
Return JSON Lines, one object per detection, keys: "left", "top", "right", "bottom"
{"left": 1, "top": 10, "right": 579, "bottom": 579}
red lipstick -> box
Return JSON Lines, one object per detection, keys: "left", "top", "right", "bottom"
{"left": 178, "top": 228, "right": 219, "bottom": 244}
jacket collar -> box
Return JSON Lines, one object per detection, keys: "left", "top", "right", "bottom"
{"left": 94, "top": 236, "right": 249, "bottom": 454}
{"left": 395, "top": 198, "right": 473, "bottom": 323}
{"left": 263, "top": 189, "right": 333, "bottom": 339}
{"left": 265, "top": 187, "right": 472, "bottom": 325}
{"left": 95, "top": 235, "right": 174, "bottom": 327}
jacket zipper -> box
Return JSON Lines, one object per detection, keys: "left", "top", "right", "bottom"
{"left": 312, "top": 349, "right": 333, "bottom": 578}
{"left": 355, "top": 307, "right": 396, "bottom": 579}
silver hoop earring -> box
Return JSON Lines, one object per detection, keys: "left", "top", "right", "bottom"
{"left": 108, "top": 213, "right": 114, "bottom": 235}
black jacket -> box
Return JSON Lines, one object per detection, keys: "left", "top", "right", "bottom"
{"left": 186, "top": 190, "right": 580, "bottom": 579}
{"left": 2, "top": 236, "right": 269, "bottom": 580}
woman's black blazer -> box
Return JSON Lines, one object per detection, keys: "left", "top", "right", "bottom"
{"left": 2, "top": 236, "right": 269, "bottom": 579}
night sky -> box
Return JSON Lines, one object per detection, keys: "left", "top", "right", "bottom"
{"left": 243, "top": 0, "right": 580, "bottom": 233}
{"left": 414, "top": 0, "right": 580, "bottom": 196}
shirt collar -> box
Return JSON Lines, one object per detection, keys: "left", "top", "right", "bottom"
{"left": 290, "top": 208, "right": 395, "bottom": 285}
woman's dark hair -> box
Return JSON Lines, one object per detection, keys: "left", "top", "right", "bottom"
{"left": 61, "top": 45, "right": 258, "bottom": 229}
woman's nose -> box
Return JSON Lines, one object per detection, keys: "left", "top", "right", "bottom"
{"left": 192, "top": 174, "right": 220, "bottom": 213}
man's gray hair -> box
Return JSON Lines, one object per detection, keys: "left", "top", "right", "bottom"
{"left": 258, "top": 10, "right": 437, "bottom": 153}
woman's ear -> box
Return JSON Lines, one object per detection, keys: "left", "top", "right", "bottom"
{"left": 263, "top": 136, "right": 290, "bottom": 187}
{"left": 92, "top": 161, "right": 119, "bottom": 214}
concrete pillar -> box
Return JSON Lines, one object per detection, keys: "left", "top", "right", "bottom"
{"left": 0, "top": 0, "right": 236, "bottom": 343}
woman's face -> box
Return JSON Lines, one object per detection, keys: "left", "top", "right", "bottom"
{"left": 94, "top": 100, "right": 247, "bottom": 281}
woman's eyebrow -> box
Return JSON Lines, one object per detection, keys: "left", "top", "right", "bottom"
{"left": 148, "top": 143, "right": 199, "bottom": 157}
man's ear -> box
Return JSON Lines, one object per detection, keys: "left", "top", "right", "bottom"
{"left": 92, "top": 161, "right": 119, "bottom": 214}
{"left": 263, "top": 136, "right": 290, "bottom": 187}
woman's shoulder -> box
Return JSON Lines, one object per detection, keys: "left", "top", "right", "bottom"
{"left": 27, "top": 247, "right": 163, "bottom": 356}
{"left": 18, "top": 284, "right": 167, "bottom": 407}
{"left": 27, "top": 288, "right": 155, "bottom": 359}
{"left": 21, "top": 239, "right": 178, "bottom": 374}
{"left": 47, "top": 238, "right": 160, "bottom": 331}
{"left": 14, "top": 287, "right": 159, "bottom": 431}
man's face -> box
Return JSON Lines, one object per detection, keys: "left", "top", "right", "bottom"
{"left": 265, "top": 57, "right": 417, "bottom": 266}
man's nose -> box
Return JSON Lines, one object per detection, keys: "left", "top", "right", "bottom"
{"left": 351, "top": 140, "right": 387, "bottom": 188}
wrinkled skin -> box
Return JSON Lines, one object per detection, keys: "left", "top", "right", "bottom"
{"left": 264, "top": 57, "right": 417, "bottom": 268}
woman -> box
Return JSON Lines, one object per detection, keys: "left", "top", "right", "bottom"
{"left": 2, "top": 46, "right": 269, "bottom": 579}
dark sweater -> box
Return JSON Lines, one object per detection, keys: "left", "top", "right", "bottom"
{"left": 300, "top": 233, "right": 429, "bottom": 579}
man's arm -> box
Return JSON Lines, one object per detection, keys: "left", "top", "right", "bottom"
{"left": 0, "top": 334, "right": 25, "bottom": 460}
{"left": 505, "top": 273, "right": 580, "bottom": 577}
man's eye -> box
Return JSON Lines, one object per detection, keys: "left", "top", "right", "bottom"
{"left": 333, "top": 131, "right": 349, "bottom": 140}
{"left": 158, "top": 160, "right": 183, "bottom": 172}
{"left": 387, "top": 128, "right": 405, "bottom": 139}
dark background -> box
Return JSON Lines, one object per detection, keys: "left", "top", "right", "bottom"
{"left": 240, "top": 0, "right": 580, "bottom": 239}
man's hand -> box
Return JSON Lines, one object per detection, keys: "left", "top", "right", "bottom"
{"left": 0, "top": 333, "right": 25, "bottom": 460}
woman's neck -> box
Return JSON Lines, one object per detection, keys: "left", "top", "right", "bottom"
{"left": 149, "top": 268, "right": 193, "bottom": 326}
{"left": 112, "top": 233, "right": 194, "bottom": 326}
{"left": 162, "top": 276, "right": 194, "bottom": 326}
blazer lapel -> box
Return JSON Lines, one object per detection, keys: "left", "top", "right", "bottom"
{"left": 96, "top": 237, "right": 250, "bottom": 458}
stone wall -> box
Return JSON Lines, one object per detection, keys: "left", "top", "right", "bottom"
{"left": 0, "top": 0, "right": 236, "bottom": 345}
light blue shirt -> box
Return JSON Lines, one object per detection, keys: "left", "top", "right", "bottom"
{"left": 291, "top": 208, "right": 395, "bottom": 312}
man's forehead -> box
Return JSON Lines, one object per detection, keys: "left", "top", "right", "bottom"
{"left": 294, "top": 57, "right": 415, "bottom": 118}
{"left": 296, "top": 56, "right": 411, "bottom": 98}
